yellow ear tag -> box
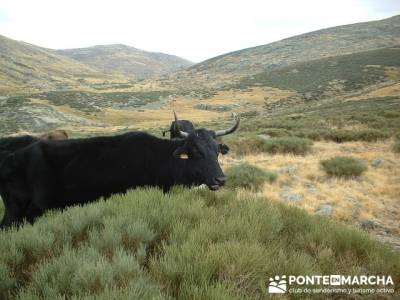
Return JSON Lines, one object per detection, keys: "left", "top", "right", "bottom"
{"left": 180, "top": 153, "right": 189, "bottom": 160}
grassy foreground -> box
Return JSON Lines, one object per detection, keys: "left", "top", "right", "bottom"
{"left": 0, "top": 188, "right": 398, "bottom": 299}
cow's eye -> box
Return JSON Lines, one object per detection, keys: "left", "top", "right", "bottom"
{"left": 190, "top": 148, "right": 202, "bottom": 158}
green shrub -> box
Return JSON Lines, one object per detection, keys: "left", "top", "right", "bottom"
{"left": 321, "top": 156, "right": 368, "bottom": 178}
{"left": 261, "top": 128, "right": 292, "bottom": 137}
{"left": 291, "top": 129, "right": 390, "bottom": 143}
{"left": 351, "top": 129, "right": 389, "bottom": 142}
{"left": 393, "top": 141, "right": 400, "bottom": 153}
{"left": 323, "top": 130, "right": 355, "bottom": 143}
{"left": 395, "top": 132, "right": 400, "bottom": 141}
{"left": 226, "top": 135, "right": 265, "bottom": 155}
{"left": 322, "top": 129, "right": 389, "bottom": 143}
{"left": 228, "top": 136, "right": 312, "bottom": 155}
{"left": 1, "top": 188, "right": 399, "bottom": 299}
{"left": 260, "top": 137, "right": 313, "bottom": 155}
{"left": 225, "top": 163, "right": 277, "bottom": 191}
{"left": 293, "top": 129, "right": 327, "bottom": 141}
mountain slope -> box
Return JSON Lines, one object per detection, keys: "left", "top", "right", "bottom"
{"left": 237, "top": 46, "right": 400, "bottom": 99}
{"left": 0, "top": 35, "right": 124, "bottom": 93}
{"left": 56, "top": 44, "right": 193, "bottom": 78}
{"left": 174, "top": 15, "right": 400, "bottom": 87}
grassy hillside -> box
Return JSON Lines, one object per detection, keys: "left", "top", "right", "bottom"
{"left": 0, "top": 35, "right": 129, "bottom": 93}
{"left": 215, "top": 93, "right": 400, "bottom": 249}
{"left": 57, "top": 44, "right": 193, "bottom": 78}
{"left": 0, "top": 188, "right": 398, "bottom": 299}
{"left": 171, "top": 15, "right": 400, "bottom": 88}
{"left": 236, "top": 47, "right": 400, "bottom": 99}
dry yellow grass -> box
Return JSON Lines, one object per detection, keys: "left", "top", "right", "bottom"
{"left": 221, "top": 140, "right": 400, "bottom": 237}
{"left": 347, "top": 81, "right": 400, "bottom": 101}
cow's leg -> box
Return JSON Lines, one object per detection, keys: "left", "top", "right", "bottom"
{"left": 0, "top": 209, "right": 11, "bottom": 228}
{"left": 24, "top": 202, "right": 44, "bottom": 224}
{"left": 27, "top": 183, "right": 58, "bottom": 224}
{"left": 0, "top": 196, "right": 28, "bottom": 229}
{"left": 28, "top": 147, "right": 59, "bottom": 214}
{"left": 0, "top": 197, "right": 13, "bottom": 229}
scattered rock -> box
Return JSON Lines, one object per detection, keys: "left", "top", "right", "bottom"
{"left": 278, "top": 165, "right": 297, "bottom": 175}
{"left": 281, "top": 185, "right": 303, "bottom": 202}
{"left": 257, "top": 134, "right": 271, "bottom": 140}
{"left": 303, "top": 92, "right": 314, "bottom": 101}
{"left": 371, "top": 158, "right": 384, "bottom": 168}
{"left": 376, "top": 233, "right": 400, "bottom": 251}
{"left": 289, "top": 113, "right": 304, "bottom": 120}
{"left": 284, "top": 194, "right": 304, "bottom": 202}
{"left": 304, "top": 182, "right": 317, "bottom": 193}
{"left": 361, "top": 219, "right": 377, "bottom": 230}
{"left": 315, "top": 204, "right": 333, "bottom": 216}
{"left": 195, "top": 103, "right": 237, "bottom": 112}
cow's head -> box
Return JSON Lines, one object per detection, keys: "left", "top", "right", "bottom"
{"left": 168, "top": 119, "right": 231, "bottom": 155}
{"left": 172, "top": 111, "right": 239, "bottom": 190}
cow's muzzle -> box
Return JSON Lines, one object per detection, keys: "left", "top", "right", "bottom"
{"left": 208, "top": 176, "right": 226, "bottom": 191}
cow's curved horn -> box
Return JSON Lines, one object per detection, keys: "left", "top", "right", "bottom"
{"left": 215, "top": 113, "right": 240, "bottom": 137}
{"left": 173, "top": 111, "right": 189, "bottom": 138}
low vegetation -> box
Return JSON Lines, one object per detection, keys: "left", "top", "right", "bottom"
{"left": 393, "top": 133, "right": 400, "bottom": 153}
{"left": 39, "top": 90, "right": 172, "bottom": 112}
{"left": 251, "top": 127, "right": 390, "bottom": 143}
{"left": 225, "top": 163, "right": 277, "bottom": 191}
{"left": 321, "top": 156, "right": 368, "bottom": 178}
{"left": 260, "top": 128, "right": 292, "bottom": 137}
{"left": 392, "top": 141, "right": 400, "bottom": 154}
{"left": 1, "top": 188, "right": 398, "bottom": 299}
{"left": 228, "top": 136, "right": 313, "bottom": 156}
{"left": 260, "top": 137, "right": 313, "bottom": 155}
{"left": 237, "top": 97, "right": 399, "bottom": 144}
{"left": 294, "top": 128, "right": 390, "bottom": 142}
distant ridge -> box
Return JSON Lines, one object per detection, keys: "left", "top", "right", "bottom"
{"left": 56, "top": 44, "right": 193, "bottom": 78}
{"left": 0, "top": 34, "right": 117, "bottom": 93}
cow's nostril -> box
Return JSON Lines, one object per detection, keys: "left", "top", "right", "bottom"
{"left": 216, "top": 176, "right": 226, "bottom": 185}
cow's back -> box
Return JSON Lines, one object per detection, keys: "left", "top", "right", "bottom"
{"left": 0, "top": 135, "right": 39, "bottom": 152}
{"left": 29, "top": 132, "right": 171, "bottom": 204}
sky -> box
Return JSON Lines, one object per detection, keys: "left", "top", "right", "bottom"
{"left": 0, "top": 0, "right": 399, "bottom": 62}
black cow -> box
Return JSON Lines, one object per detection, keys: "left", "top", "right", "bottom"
{"left": 0, "top": 112, "right": 239, "bottom": 228}
{"left": 162, "top": 120, "right": 195, "bottom": 139}
{"left": 162, "top": 118, "right": 230, "bottom": 155}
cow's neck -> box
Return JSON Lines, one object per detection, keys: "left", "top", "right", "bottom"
{"left": 153, "top": 138, "right": 191, "bottom": 190}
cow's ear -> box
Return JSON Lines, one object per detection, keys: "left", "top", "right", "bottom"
{"left": 219, "top": 143, "right": 230, "bottom": 155}
{"left": 173, "top": 147, "right": 189, "bottom": 160}
{"left": 0, "top": 153, "right": 17, "bottom": 178}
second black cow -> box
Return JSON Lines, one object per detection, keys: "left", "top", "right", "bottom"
{"left": 162, "top": 115, "right": 230, "bottom": 155}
